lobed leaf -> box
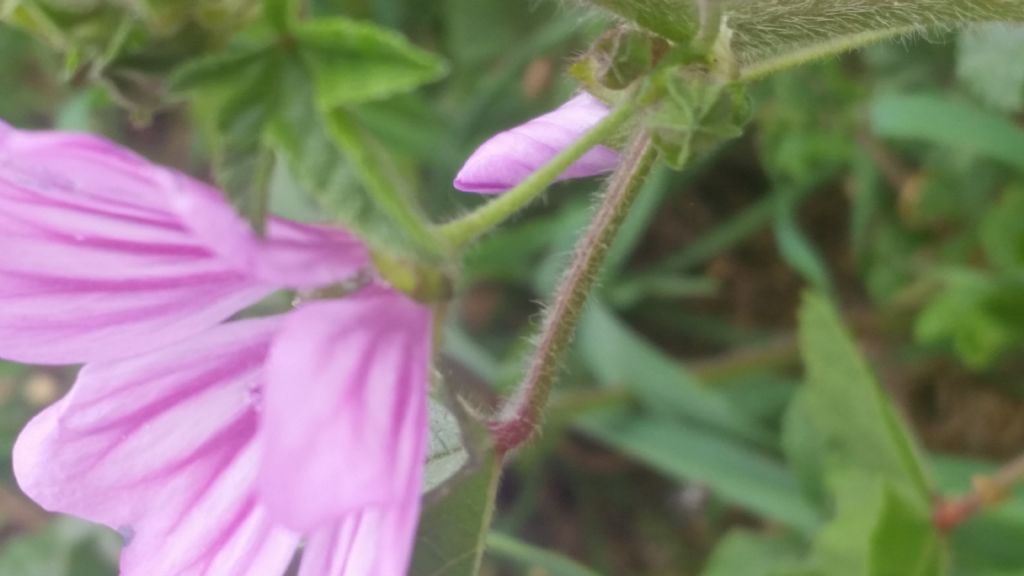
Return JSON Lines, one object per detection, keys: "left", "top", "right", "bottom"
{"left": 296, "top": 18, "right": 447, "bottom": 107}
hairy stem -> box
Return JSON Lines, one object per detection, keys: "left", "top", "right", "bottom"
{"left": 490, "top": 132, "right": 658, "bottom": 453}
{"left": 439, "top": 97, "right": 644, "bottom": 249}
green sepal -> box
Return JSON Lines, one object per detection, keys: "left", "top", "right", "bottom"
{"left": 589, "top": 26, "right": 664, "bottom": 90}
{"left": 648, "top": 68, "right": 751, "bottom": 169}
{"left": 372, "top": 250, "right": 454, "bottom": 304}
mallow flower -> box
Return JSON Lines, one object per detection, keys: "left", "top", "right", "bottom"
{"left": 0, "top": 120, "right": 432, "bottom": 576}
{"left": 454, "top": 92, "right": 620, "bottom": 193}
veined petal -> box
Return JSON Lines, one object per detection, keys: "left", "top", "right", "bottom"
{"left": 299, "top": 495, "right": 422, "bottom": 576}
{"left": 260, "top": 291, "right": 431, "bottom": 533}
{"left": 166, "top": 169, "right": 370, "bottom": 290}
{"left": 0, "top": 122, "right": 271, "bottom": 364}
{"left": 0, "top": 121, "right": 179, "bottom": 217}
{"left": 13, "top": 318, "right": 300, "bottom": 576}
{"left": 453, "top": 92, "right": 620, "bottom": 194}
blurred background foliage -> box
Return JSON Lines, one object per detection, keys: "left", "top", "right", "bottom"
{"left": 2, "top": 1, "right": 1024, "bottom": 575}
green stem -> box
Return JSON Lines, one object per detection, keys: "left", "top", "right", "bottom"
{"left": 439, "top": 96, "right": 645, "bottom": 249}
{"left": 490, "top": 132, "right": 658, "bottom": 453}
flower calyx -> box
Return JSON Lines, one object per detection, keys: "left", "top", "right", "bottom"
{"left": 647, "top": 66, "right": 751, "bottom": 169}
{"left": 372, "top": 250, "right": 454, "bottom": 304}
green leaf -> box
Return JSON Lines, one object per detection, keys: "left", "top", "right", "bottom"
{"left": 849, "top": 149, "right": 885, "bottom": 262}
{"left": 263, "top": 0, "right": 295, "bottom": 32}
{"left": 424, "top": 399, "right": 469, "bottom": 494}
{"left": 981, "top": 185, "right": 1024, "bottom": 274}
{"left": 487, "top": 532, "right": 602, "bottom": 576}
{"left": 700, "top": 530, "right": 806, "bottom": 576}
{"left": 579, "top": 300, "right": 773, "bottom": 446}
{"left": 868, "top": 482, "right": 944, "bottom": 575}
{"left": 168, "top": 45, "right": 270, "bottom": 92}
{"left": 807, "top": 468, "right": 945, "bottom": 576}
{"left": 798, "top": 293, "right": 932, "bottom": 502}
{"left": 756, "top": 62, "right": 861, "bottom": 187}
{"left": 443, "top": 0, "right": 554, "bottom": 69}
{"left": 296, "top": 18, "right": 447, "bottom": 107}
{"left": 871, "top": 93, "right": 1024, "bottom": 172}
{"left": 584, "top": 0, "right": 695, "bottom": 44}
{"left": 170, "top": 44, "right": 287, "bottom": 234}
{"left": 780, "top": 389, "right": 828, "bottom": 508}
{"left": 914, "top": 270, "right": 1018, "bottom": 369}
{"left": 409, "top": 453, "right": 501, "bottom": 576}
{"left": 351, "top": 95, "right": 458, "bottom": 165}
{"left": 267, "top": 68, "right": 424, "bottom": 255}
{"left": 957, "top": 23, "right": 1024, "bottom": 113}
{"left": 605, "top": 272, "right": 717, "bottom": 308}
{"left": 774, "top": 201, "right": 832, "bottom": 293}
{"left": 211, "top": 55, "right": 284, "bottom": 233}
{"left": 320, "top": 108, "right": 441, "bottom": 254}
{"left": 578, "top": 406, "right": 822, "bottom": 534}
{"left": 656, "top": 175, "right": 829, "bottom": 272}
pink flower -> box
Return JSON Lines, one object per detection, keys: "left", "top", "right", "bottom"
{"left": 453, "top": 92, "right": 620, "bottom": 194}
{"left": 0, "top": 120, "right": 433, "bottom": 576}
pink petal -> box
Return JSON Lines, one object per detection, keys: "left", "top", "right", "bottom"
{"left": 166, "top": 168, "right": 370, "bottom": 290}
{"left": 0, "top": 121, "right": 179, "bottom": 216}
{"left": 299, "top": 496, "right": 422, "bottom": 576}
{"left": 259, "top": 291, "right": 432, "bottom": 533}
{"left": 13, "top": 318, "right": 300, "bottom": 576}
{"left": 454, "top": 92, "right": 620, "bottom": 194}
{"left": 0, "top": 122, "right": 272, "bottom": 364}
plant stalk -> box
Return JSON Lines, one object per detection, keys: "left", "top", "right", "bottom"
{"left": 935, "top": 451, "right": 1024, "bottom": 532}
{"left": 490, "top": 132, "right": 658, "bottom": 453}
